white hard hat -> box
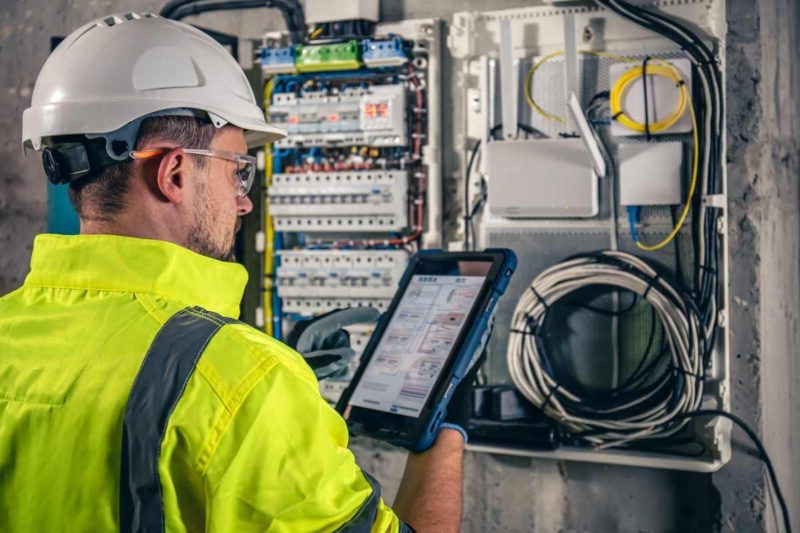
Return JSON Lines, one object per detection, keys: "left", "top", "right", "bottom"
{"left": 22, "top": 12, "right": 285, "bottom": 155}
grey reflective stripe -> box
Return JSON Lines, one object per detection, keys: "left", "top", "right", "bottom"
{"left": 119, "top": 306, "right": 237, "bottom": 533}
{"left": 399, "top": 522, "right": 417, "bottom": 533}
{"left": 336, "top": 471, "right": 382, "bottom": 533}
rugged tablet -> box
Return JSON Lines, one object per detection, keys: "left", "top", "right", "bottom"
{"left": 336, "top": 249, "right": 516, "bottom": 451}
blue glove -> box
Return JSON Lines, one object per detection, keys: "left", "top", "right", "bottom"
{"left": 287, "top": 307, "right": 381, "bottom": 380}
{"left": 441, "top": 321, "right": 495, "bottom": 444}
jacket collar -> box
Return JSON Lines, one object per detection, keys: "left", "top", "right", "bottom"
{"left": 24, "top": 234, "right": 248, "bottom": 319}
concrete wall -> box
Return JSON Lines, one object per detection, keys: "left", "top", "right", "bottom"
{"left": 1, "top": 0, "right": 798, "bottom": 531}
{"left": 716, "top": 0, "right": 800, "bottom": 530}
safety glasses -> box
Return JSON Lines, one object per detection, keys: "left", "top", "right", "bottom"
{"left": 131, "top": 148, "right": 257, "bottom": 198}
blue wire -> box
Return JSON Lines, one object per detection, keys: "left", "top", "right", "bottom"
{"left": 627, "top": 206, "right": 640, "bottom": 243}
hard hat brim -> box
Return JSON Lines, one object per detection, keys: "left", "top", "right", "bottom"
{"left": 23, "top": 100, "right": 286, "bottom": 152}
{"left": 242, "top": 124, "right": 287, "bottom": 148}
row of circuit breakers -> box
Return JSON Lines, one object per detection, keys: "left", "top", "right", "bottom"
{"left": 260, "top": 34, "right": 425, "bottom": 402}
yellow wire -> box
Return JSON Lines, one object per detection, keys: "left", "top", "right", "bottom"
{"left": 263, "top": 78, "right": 275, "bottom": 336}
{"left": 524, "top": 50, "right": 638, "bottom": 124}
{"left": 609, "top": 61, "right": 687, "bottom": 134}
{"left": 309, "top": 26, "right": 323, "bottom": 39}
{"left": 636, "top": 90, "right": 699, "bottom": 252}
{"left": 523, "top": 52, "right": 694, "bottom": 252}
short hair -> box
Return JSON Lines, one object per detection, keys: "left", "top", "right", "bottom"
{"left": 67, "top": 116, "right": 219, "bottom": 220}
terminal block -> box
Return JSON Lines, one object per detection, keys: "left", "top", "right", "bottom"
{"left": 277, "top": 249, "right": 408, "bottom": 314}
{"left": 269, "top": 84, "right": 407, "bottom": 147}
{"left": 267, "top": 169, "right": 408, "bottom": 233}
{"left": 260, "top": 46, "right": 296, "bottom": 74}
{"left": 295, "top": 40, "right": 361, "bottom": 72}
{"left": 362, "top": 37, "right": 408, "bottom": 68}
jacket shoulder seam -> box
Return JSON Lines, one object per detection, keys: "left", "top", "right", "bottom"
{"left": 195, "top": 328, "right": 281, "bottom": 476}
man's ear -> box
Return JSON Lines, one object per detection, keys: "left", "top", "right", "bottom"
{"left": 155, "top": 148, "right": 187, "bottom": 205}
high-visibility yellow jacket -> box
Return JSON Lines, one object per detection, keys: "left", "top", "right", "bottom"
{"left": 0, "top": 234, "right": 402, "bottom": 532}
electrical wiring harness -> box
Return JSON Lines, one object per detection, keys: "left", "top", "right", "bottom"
{"left": 504, "top": 1, "right": 790, "bottom": 529}
{"left": 591, "top": 0, "right": 723, "bottom": 366}
{"left": 507, "top": 251, "right": 706, "bottom": 449}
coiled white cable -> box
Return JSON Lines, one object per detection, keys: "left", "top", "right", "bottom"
{"left": 507, "top": 251, "right": 706, "bottom": 449}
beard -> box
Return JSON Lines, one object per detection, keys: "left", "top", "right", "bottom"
{"left": 186, "top": 180, "right": 238, "bottom": 262}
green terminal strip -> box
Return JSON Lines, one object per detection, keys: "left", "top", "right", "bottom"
{"left": 295, "top": 40, "right": 361, "bottom": 72}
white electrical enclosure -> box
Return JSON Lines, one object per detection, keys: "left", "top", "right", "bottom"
{"left": 448, "top": 0, "right": 730, "bottom": 473}
{"left": 305, "top": 0, "right": 378, "bottom": 24}
{"left": 277, "top": 249, "right": 408, "bottom": 314}
{"left": 619, "top": 142, "right": 683, "bottom": 206}
{"left": 268, "top": 170, "right": 408, "bottom": 233}
{"left": 487, "top": 138, "right": 599, "bottom": 218}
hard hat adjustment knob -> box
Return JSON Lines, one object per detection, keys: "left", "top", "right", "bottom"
{"left": 42, "top": 147, "right": 69, "bottom": 185}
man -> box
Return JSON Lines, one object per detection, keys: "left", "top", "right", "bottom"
{"left": 0, "top": 13, "right": 466, "bottom": 532}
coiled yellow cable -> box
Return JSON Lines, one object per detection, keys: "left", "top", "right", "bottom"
{"left": 609, "top": 61, "right": 688, "bottom": 135}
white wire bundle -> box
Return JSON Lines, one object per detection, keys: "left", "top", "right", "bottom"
{"left": 507, "top": 251, "right": 705, "bottom": 449}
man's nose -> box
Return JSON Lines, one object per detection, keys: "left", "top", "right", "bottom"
{"left": 237, "top": 194, "right": 253, "bottom": 216}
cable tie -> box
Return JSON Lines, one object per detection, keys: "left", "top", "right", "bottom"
{"left": 612, "top": 111, "right": 624, "bottom": 120}
{"left": 642, "top": 56, "right": 652, "bottom": 141}
{"left": 529, "top": 286, "right": 550, "bottom": 310}
{"left": 642, "top": 274, "right": 661, "bottom": 300}
{"left": 698, "top": 264, "right": 717, "bottom": 277}
{"left": 695, "top": 58, "right": 719, "bottom": 67}
{"left": 671, "top": 364, "right": 706, "bottom": 381}
{"left": 523, "top": 314, "right": 543, "bottom": 337}
{"left": 540, "top": 383, "right": 562, "bottom": 412}
{"left": 676, "top": 80, "right": 686, "bottom": 87}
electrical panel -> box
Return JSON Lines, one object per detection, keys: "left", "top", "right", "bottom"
{"left": 247, "top": 1, "right": 730, "bottom": 473}
{"left": 448, "top": 1, "right": 729, "bottom": 473}
{"left": 268, "top": 169, "right": 408, "bottom": 232}
{"left": 256, "top": 17, "right": 442, "bottom": 404}
{"left": 276, "top": 249, "right": 408, "bottom": 314}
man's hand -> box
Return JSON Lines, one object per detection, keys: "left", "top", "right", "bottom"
{"left": 440, "top": 345, "right": 487, "bottom": 444}
{"left": 390, "top": 328, "right": 494, "bottom": 531}
{"left": 393, "top": 428, "right": 464, "bottom": 533}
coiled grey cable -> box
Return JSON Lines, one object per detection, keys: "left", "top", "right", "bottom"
{"left": 507, "top": 251, "right": 705, "bottom": 448}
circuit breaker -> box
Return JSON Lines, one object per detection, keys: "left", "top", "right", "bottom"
{"left": 257, "top": 16, "right": 442, "bottom": 403}
{"left": 268, "top": 169, "right": 408, "bottom": 232}
{"left": 276, "top": 249, "right": 409, "bottom": 313}
{"left": 269, "top": 84, "right": 407, "bottom": 147}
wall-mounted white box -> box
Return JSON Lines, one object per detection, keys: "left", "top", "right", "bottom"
{"left": 619, "top": 142, "right": 683, "bottom": 206}
{"left": 487, "top": 138, "right": 599, "bottom": 218}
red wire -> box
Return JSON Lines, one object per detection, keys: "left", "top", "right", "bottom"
{"left": 325, "top": 64, "right": 427, "bottom": 249}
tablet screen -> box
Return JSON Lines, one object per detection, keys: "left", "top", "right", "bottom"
{"left": 348, "top": 272, "right": 487, "bottom": 417}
